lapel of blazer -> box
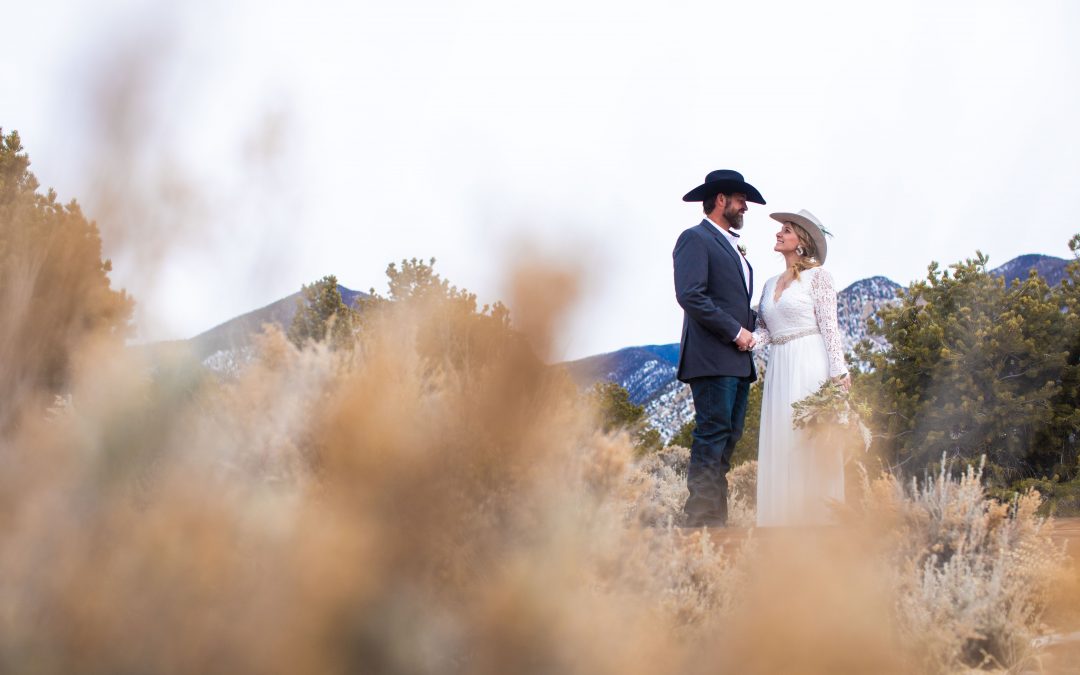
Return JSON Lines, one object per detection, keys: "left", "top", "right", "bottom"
{"left": 699, "top": 220, "right": 751, "bottom": 301}
{"left": 747, "top": 258, "right": 754, "bottom": 299}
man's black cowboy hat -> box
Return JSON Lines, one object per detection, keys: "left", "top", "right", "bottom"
{"left": 682, "top": 169, "right": 766, "bottom": 204}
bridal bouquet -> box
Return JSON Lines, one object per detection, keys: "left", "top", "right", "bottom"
{"left": 791, "top": 379, "right": 872, "bottom": 456}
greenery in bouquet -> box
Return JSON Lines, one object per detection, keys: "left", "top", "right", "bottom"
{"left": 791, "top": 379, "right": 872, "bottom": 454}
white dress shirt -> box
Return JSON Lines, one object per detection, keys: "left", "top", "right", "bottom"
{"left": 704, "top": 216, "right": 751, "bottom": 297}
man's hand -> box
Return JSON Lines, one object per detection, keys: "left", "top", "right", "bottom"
{"left": 735, "top": 327, "right": 755, "bottom": 351}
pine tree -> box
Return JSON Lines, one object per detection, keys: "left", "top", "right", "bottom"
{"left": 359, "top": 258, "right": 513, "bottom": 374}
{"left": 0, "top": 129, "right": 134, "bottom": 418}
{"left": 1035, "top": 235, "right": 1080, "bottom": 479}
{"left": 588, "top": 381, "right": 662, "bottom": 455}
{"left": 286, "top": 275, "right": 357, "bottom": 350}
{"left": 855, "top": 246, "right": 1078, "bottom": 485}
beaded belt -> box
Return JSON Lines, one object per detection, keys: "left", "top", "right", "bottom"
{"left": 771, "top": 328, "right": 820, "bottom": 345}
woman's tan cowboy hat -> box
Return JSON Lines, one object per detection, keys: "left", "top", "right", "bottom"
{"left": 769, "top": 209, "right": 831, "bottom": 264}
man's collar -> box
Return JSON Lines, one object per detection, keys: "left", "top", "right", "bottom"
{"left": 704, "top": 216, "right": 740, "bottom": 238}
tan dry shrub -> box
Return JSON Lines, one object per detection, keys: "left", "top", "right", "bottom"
{"left": 630, "top": 445, "right": 755, "bottom": 528}
{"left": 726, "top": 460, "right": 757, "bottom": 528}
{"left": 857, "top": 458, "right": 1069, "bottom": 672}
{"left": 706, "top": 528, "right": 905, "bottom": 675}
{"left": 626, "top": 444, "right": 690, "bottom": 527}
{"left": 0, "top": 261, "right": 722, "bottom": 674}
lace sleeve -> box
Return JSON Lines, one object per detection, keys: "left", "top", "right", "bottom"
{"left": 751, "top": 298, "right": 770, "bottom": 349}
{"left": 750, "top": 277, "right": 771, "bottom": 348}
{"left": 810, "top": 268, "right": 848, "bottom": 377}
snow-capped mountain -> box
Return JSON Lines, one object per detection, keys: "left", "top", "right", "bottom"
{"left": 564, "top": 345, "right": 679, "bottom": 405}
{"left": 836, "top": 276, "right": 901, "bottom": 353}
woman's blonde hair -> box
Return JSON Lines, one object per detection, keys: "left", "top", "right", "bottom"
{"left": 789, "top": 222, "right": 822, "bottom": 280}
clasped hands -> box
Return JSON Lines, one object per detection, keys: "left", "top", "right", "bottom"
{"left": 735, "top": 327, "right": 755, "bottom": 352}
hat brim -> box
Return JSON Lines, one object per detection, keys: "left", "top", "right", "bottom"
{"left": 682, "top": 180, "right": 765, "bottom": 205}
{"left": 770, "top": 212, "right": 828, "bottom": 264}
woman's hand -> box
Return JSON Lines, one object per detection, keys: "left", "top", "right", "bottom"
{"left": 834, "top": 373, "right": 852, "bottom": 391}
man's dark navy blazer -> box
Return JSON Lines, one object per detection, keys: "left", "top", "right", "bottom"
{"left": 673, "top": 219, "right": 758, "bottom": 383}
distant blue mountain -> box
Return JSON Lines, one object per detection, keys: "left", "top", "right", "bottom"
{"left": 990, "top": 254, "right": 1070, "bottom": 288}
{"left": 565, "top": 345, "right": 679, "bottom": 405}
{"left": 641, "top": 343, "right": 680, "bottom": 365}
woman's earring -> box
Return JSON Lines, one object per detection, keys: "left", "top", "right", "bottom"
{"left": 796, "top": 246, "right": 805, "bottom": 256}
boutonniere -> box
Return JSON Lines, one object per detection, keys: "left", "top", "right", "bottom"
{"left": 738, "top": 244, "right": 747, "bottom": 257}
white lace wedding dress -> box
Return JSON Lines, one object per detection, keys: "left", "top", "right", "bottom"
{"left": 752, "top": 266, "right": 848, "bottom": 527}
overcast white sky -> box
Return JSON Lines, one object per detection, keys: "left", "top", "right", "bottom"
{"left": 4, "top": 0, "right": 1079, "bottom": 359}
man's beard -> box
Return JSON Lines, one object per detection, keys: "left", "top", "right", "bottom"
{"left": 724, "top": 206, "right": 744, "bottom": 230}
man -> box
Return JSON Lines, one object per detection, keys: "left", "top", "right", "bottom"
{"left": 674, "top": 169, "right": 765, "bottom": 527}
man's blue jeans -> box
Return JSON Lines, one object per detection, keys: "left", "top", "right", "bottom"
{"left": 684, "top": 375, "right": 751, "bottom": 526}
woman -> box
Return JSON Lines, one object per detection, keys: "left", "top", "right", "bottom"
{"left": 746, "top": 209, "right": 850, "bottom": 527}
